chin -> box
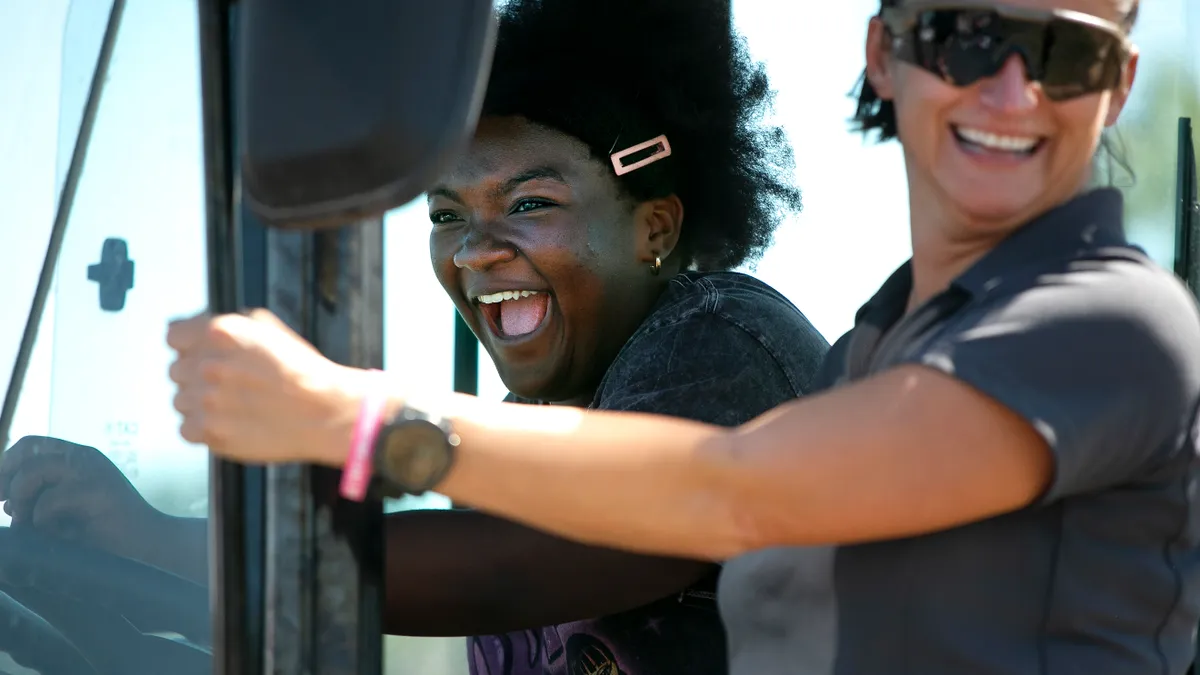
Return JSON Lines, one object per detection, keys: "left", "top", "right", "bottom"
{"left": 937, "top": 171, "right": 1055, "bottom": 229}
{"left": 496, "top": 364, "right": 555, "bottom": 401}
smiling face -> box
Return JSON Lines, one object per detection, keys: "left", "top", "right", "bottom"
{"left": 865, "top": 0, "right": 1139, "bottom": 236}
{"left": 428, "top": 117, "right": 683, "bottom": 403}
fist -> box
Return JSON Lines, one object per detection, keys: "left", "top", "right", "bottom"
{"left": 0, "top": 436, "right": 164, "bottom": 560}
{"left": 167, "top": 310, "right": 367, "bottom": 466}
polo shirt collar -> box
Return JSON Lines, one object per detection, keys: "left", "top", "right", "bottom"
{"left": 854, "top": 188, "right": 1129, "bottom": 329}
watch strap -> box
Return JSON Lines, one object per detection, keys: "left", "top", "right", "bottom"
{"left": 338, "top": 370, "right": 389, "bottom": 502}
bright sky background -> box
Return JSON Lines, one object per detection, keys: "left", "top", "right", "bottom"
{"left": 0, "top": 1, "right": 1196, "bottom": 671}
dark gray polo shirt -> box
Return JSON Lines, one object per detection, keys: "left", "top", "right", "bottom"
{"left": 718, "top": 188, "right": 1200, "bottom": 675}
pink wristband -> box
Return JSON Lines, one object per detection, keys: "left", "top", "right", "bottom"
{"left": 339, "top": 369, "right": 388, "bottom": 502}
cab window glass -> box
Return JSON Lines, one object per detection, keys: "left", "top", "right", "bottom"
{"left": 1, "top": 2, "right": 211, "bottom": 674}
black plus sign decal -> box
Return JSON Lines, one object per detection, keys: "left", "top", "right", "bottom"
{"left": 87, "top": 237, "right": 135, "bottom": 312}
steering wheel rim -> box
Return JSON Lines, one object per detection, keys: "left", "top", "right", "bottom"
{"left": 0, "top": 586, "right": 100, "bottom": 675}
{"left": 0, "top": 526, "right": 211, "bottom": 649}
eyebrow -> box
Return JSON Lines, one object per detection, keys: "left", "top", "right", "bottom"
{"left": 427, "top": 165, "right": 569, "bottom": 204}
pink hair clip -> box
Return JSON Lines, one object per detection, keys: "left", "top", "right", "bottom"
{"left": 610, "top": 135, "right": 672, "bottom": 176}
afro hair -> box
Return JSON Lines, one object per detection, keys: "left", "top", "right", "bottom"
{"left": 481, "top": 0, "right": 801, "bottom": 271}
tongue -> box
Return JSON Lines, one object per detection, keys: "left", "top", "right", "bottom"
{"left": 499, "top": 295, "right": 549, "bottom": 336}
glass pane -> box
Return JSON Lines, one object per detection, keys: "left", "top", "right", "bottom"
{"left": 1, "top": 1, "right": 211, "bottom": 673}
{"left": 0, "top": 0, "right": 79, "bottom": 444}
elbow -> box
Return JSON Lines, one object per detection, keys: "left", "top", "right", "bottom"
{"left": 697, "top": 428, "right": 777, "bottom": 560}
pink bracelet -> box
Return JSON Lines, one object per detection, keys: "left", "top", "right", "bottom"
{"left": 339, "top": 369, "right": 388, "bottom": 502}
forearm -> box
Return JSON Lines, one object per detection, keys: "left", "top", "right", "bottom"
{"left": 383, "top": 509, "right": 714, "bottom": 636}
{"left": 140, "top": 515, "right": 210, "bottom": 585}
{"left": 309, "top": 366, "right": 1051, "bottom": 562}
{"left": 314, "top": 391, "right": 753, "bottom": 561}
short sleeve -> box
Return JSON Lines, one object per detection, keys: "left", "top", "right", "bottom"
{"left": 908, "top": 264, "right": 1200, "bottom": 502}
{"left": 594, "top": 313, "right": 810, "bottom": 427}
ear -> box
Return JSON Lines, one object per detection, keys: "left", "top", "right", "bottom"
{"left": 865, "top": 17, "right": 897, "bottom": 101}
{"left": 633, "top": 195, "right": 684, "bottom": 265}
{"left": 1104, "top": 48, "right": 1139, "bottom": 128}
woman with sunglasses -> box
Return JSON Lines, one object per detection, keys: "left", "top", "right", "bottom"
{"left": 167, "top": 0, "right": 1200, "bottom": 672}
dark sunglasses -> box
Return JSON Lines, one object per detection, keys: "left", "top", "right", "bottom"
{"left": 879, "top": 4, "right": 1132, "bottom": 101}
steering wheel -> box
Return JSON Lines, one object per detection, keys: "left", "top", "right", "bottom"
{"left": 0, "top": 526, "right": 211, "bottom": 675}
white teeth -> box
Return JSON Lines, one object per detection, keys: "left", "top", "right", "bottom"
{"left": 956, "top": 126, "right": 1041, "bottom": 153}
{"left": 476, "top": 290, "right": 540, "bottom": 304}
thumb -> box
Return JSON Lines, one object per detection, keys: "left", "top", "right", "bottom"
{"left": 28, "top": 484, "right": 92, "bottom": 540}
{"left": 247, "top": 308, "right": 301, "bottom": 338}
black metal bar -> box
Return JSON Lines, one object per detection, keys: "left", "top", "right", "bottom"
{"left": 197, "top": 2, "right": 260, "bottom": 675}
{"left": 310, "top": 224, "right": 385, "bottom": 675}
{"left": 453, "top": 313, "right": 479, "bottom": 395}
{"left": 1176, "top": 118, "right": 1199, "bottom": 291}
{"left": 1179, "top": 118, "right": 1199, "bottom": 675}
{"left": 228, "top": 13, "right": 269, "bottom": 664}
{"left": 0, "top": 0, "right": 126, "bottom": 453}
{"left": 1180, "top": 119, "right": 1200, "bottom": 675}
{"left": 260, "top": 222, "right": 385, "bottom": 675}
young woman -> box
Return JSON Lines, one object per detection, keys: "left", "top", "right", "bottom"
{"left": 0, "top": 1, "right": 828, "bottom": 673}
{"left": 160, "top": 0, "right": 1200, "bottom": 673}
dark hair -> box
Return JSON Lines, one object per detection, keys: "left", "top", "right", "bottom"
{"left": 481, "top": 0, "right": 801, "bottom": 271}
{"left": 850, "top": 0, "right": 1141, "bottom": 143}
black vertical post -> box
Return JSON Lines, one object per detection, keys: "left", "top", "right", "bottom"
{"left": 197, "top": 2, "right": 262, "bottom": 675}
{"left": 1175, "top": 119, "right": 1200, "bottom": 675}
{"left": 453, "top": 313, "right": 479, "bottom": 395}
{"left": 1175, "top": 118, "right": 1198, "bottom": 291}
{"left": 259, "top": 223, "right": 385, "bottom": 675}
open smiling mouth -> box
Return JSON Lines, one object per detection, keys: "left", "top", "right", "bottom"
{"left": 475, "top": 290, "right": 552, "bottom": 341}
{"left": 952, "top": 125, "right": 1047, "bottom": 159}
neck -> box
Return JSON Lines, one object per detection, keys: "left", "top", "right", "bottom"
{"left": 903, "top": 163, "right": 1093, "bottom": 311}
{"left": 544, "top": 390, "right": 597, "bottom": 407}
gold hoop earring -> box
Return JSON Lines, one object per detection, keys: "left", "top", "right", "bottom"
{"left": 651, "top": 256, "right": 662, "bottom": 276}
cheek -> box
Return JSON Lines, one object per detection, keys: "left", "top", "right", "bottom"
{"left": 1051, "top": 96, "right": 1109, "bottom": 158}
{"left": 428, "top": 231, "right": 459, "bottom": 294}
{"left": 891, "top": 67, "right": 962, "bottom": 146}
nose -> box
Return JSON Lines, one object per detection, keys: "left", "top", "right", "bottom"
{"left": 453, "top": 228, "right": 517, "bottom": 271}
{"left": 977, "top": 55, "right": 1038, "bottom": 113}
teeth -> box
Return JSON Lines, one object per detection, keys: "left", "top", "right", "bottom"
{"left": 477, "top": 290, "right": 540, "bottom": 304}
{"left": 956, "top": 126, "right": 1040, "bottom": 153}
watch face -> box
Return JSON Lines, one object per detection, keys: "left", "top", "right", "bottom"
{"left": 381, "top": 419, "right": 452, "bottom": 491}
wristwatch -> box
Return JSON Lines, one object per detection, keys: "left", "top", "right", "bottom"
{"left": 370, "top": 405, "right": 459, "bottom": 498}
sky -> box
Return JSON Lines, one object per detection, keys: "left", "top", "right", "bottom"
{"left": 0, "top": 0, "right": 1198, "bottom": 518}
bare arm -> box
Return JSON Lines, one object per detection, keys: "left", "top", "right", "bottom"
{"left": 140, "top": 515, "right": 209, "bottom": 585}
{"left": 123, "top": 506, "right": 714, "bottom": 630}
{"left": 328, "top": 365, "right": 1051, "bottom": 561}
{"left": 383, "top": 509, "right": 713, "bottom": 636}
{"left": 173, "top": 272, "right": 1193, "bottom": 566}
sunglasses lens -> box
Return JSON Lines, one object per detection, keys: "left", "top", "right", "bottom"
{"left": 1040, "top": 21, "right": 1124, "bottom": 100}
{"left": 894, "top": 9, "right": 1125, "bottom": 101}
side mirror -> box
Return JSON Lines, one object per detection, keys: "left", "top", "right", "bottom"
{"left": 239, "top": 0, "right": 496, "bottom": 230}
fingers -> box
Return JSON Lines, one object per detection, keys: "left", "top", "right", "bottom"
{"left": 3, "top": 450, "right": 83, "bottom": 525}
{"left": 165, "top": 312, "right": 213, "bottom": 351}
{"left": 27, "top": 483, "right": 90, "bottom": 539}
{"left": 171, "top": 355, "right": 237, "bottom": 446}
{"left": 167, "top": 312, "right": 250, "bottom": 353}
{"left": 0, "top": 436, "right": 82, "bottom": 501}
{"left": 247, "top": 308, "right": 301, "bottom": 340}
